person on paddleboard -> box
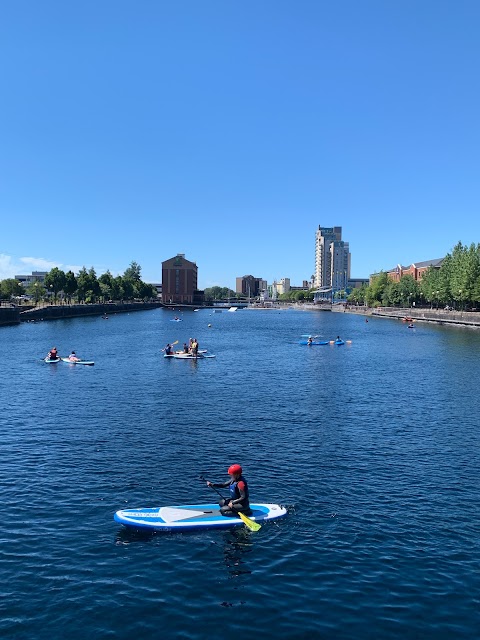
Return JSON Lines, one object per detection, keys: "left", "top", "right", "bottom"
{"left": 47, "top": 347, "right": 58, "bottom": 360}
{"left": 164, "top": 343, "right": 173, "bottom": 355}
{"left": 207, "top": 464, "right": 251, "bottom": 517}
{"left": 191, "top": 338, "right": 199, "bottom": 357}
{"left": 68, "top": 351, "right": 79, "bottom": 362}
{"left": 183, "top": 343, "right": 189, "bottom": 354}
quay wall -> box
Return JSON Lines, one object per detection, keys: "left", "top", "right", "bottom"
{"left": 0, "top": 307, "right": 20, "bottom": 326}
{"left": 19, "top": 301, "right": 164, "bottom": 322}
{"left": 336, "top": 305, "right": 480, "bottom": 328}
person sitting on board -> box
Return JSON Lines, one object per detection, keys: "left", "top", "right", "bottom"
{"left": 207, "top": 464, "right": 252, "bottom": 517}
{"left": 165, "top": 343, "right": 173, "bottom": 355}
{"left": 68, "top": 351, "right": 79, "bottom": 361}
{"left": 183, "top": 343, "right": 189, "bottom": 354}
{"left": 307, "top": 336, "right": 313, "bottom": 345}
{"left": 47, "top": 347, "right": 58, "bottom": 360}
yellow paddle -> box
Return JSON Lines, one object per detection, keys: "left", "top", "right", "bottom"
{"left": 201, "top": 475, "right": 261, "bottom": 532}
{"left": 238, "top": 511, "right": 261, "bottom": 531}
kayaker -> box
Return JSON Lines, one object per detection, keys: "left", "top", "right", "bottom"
{"left": 164, "top": 343, "right": 173, "bottom": 355}
{"left": 207, "top": 464, "right": 251, "bottom": 517}
{"left": 68, "top": 351, "right": 79, "bottom": 362}
{"left": 307, "top": 336, "right": 313, "bottom": 345}
{"left": 47, "top": 347, "right": 58, "bottom": 360}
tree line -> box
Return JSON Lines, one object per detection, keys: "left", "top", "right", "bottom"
{"left": 0, "top": 261, "right": 158, "bottom": 304}
{"left": 347, "top": 242, "right": 480, "bottom": 309}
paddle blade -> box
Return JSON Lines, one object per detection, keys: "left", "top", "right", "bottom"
{"left": 238, "top": 511, "right": 261, "bottom": 531}
{"left": 172, "top": 340, "right": 179, "bottom": 345}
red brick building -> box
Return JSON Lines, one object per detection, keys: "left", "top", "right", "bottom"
{"left": 162, "top": 254, "right": 199, "bottom": 304}
{"left": 371, "top": 258, "right": 444, "bottom": 283}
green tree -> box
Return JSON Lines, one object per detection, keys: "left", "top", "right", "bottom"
{"left": 121, "top": 277, "right": 135, "bottom": 299}
{"left": 111, "top": 276, "right": 124, "bottom": 301}
{"left": 0, "top": 278, "right": 24, "bottom": 300}
{"left": 397, "top": 275, "right": 419, "bottom": 307}
{"left": 365, "top": 272, "right": 389, "bottom": 306}
{"left": 99, "top": 271, "right": 114, "bottom": 301}
{"left": 420, "top": 265, "right": 441, "bottom": 307}
{"left": 27, "top": 281, "right": 46, "bottom": 305}
{"left": 63, "top": 271, "right": 78, "bottom": 303}
{"left": 44, "top": 267, "right": 66, "bottom": 304}
{"left": 123, "top": 261, "right": 142, "bottom": 282}
{"left": 76, "top": 267, "right": 89, "bottom": 302}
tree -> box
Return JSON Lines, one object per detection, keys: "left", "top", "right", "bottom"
{"left": 99, "top": 271, "right": 114, "bottom": 301}
{"left": 0, "top": 278, "right": 24, "bottom": 300}
{"left": 123, "top": 261, "right": 142, "bottom": 282}
{"left": 26, "top": 281, "right": 46, "bottom": 305}
{"left": 44, "top": 267, "right": 66, "bottom": 304}
{"left": 63, "top": 271, "right": 78, "bottom": 303}
{"left": 397, "top": 275, "right": 419, "bottom": 307}
{"left": 365, "top": 272, "right": 389, "bottom": 306}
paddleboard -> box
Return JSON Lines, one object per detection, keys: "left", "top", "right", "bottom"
{"left": 114, "top": 502, "right": 287, "bottom": 531}
{"left": 172, "top": 353, "right": 216, "bottom": 359}
{"left": 61, "top": 358, "right": 95, "bottom": 366}
{"left": 299, "top": 340, "right": 330, "bottom": 345}
{"left": 44, "top": 357, "right": 61, "bottom": 363}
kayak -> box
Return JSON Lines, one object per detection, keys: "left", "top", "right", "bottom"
{"left": 334, "top": 340, "right": 345, "bottom": 345}
{"left": 61, "top": 358, "right": 95, "bottom": 366}
{"left": 44, "top": 357, "right": 61, "bottom": 363}
{"left": 299, "top": 340, "right": 330, "bottom": 345}
{"left": 170, "top": 318, "right": 182, "bottom": 322}
{"left": 114, "top": 502, "right": 287, "bottom": 532}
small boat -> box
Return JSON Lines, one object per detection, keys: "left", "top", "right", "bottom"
{"left": 334, "top": 339, "right": 345, "bottom": 346}
{"left": 299, "top": 340, "right": 330, "bottom": 345}
{"left": 114, "top": 502, "right": 287, "bottom": 532}
{"left": 61, "top": 358, "right": 95, "bottom": 366}
{"left": 44, "top": 357, "right": 61, "bottom": 363}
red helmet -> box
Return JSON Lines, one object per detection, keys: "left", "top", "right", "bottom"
{"left": 228, "top": 464, "right": 242, "bottom": 475}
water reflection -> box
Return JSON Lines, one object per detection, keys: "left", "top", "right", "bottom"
{"left": 220, "top": 528, "right": 254, "bottom": 577}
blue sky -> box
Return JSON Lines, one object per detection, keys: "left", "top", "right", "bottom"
{"left": 1, "top": 1, "right": 479, "bottom": 289}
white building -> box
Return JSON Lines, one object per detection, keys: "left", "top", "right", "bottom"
{"left": 15, "top": 271, "right": 48, "bottom": 288}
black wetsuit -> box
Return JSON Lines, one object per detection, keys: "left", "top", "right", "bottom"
{"left": 211, "top": 476, "right": 251, "bottom": 517}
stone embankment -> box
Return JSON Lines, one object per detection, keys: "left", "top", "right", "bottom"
{"left": 0, "top": 301, "right": 163, "bottom": 326}
{"left": 337, "top": 305, "right": 480, "bottom": 328}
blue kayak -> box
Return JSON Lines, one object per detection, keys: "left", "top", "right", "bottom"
{"left": 299, "top": 340, "right": 330, "bottom": 345}
{"left": 334, "top": 340, "right": 345, "bottom": 345}
{"left": 114, "top": 502, "right": 287, "bottom": 532}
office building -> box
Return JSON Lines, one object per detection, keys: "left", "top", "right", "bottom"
{"left": 162, "top": 254, "right": 199, "bottom": 304}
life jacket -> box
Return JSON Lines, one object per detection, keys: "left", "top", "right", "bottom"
{"left": 229, "top": 476, "right": 249, "bottom": 504}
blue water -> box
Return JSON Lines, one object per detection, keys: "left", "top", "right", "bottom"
{"left": 1, "top": 308, "right": 480, "bottom": 639}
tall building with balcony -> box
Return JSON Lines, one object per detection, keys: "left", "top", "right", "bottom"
{"left": 314, "top": 226, "right": 350, "bottom": 290}
{"left": 162, "top": 254, "right": 199, "bottom": 304}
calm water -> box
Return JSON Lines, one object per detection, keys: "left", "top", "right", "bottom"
{"left": 1, "top": 308, "right": 480, "bottom": 639}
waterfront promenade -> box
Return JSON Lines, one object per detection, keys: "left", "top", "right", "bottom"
{"left": 338, "top": 304, "right": 480, "bottom": 328}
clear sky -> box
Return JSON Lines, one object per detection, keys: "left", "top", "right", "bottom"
{"left": 1, "top": 1, "right": 479, "bottom": 289}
